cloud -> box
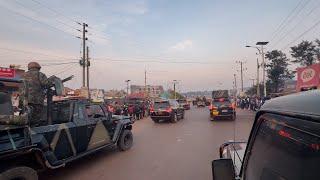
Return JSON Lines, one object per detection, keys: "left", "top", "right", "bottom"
{"left": 170, "top": 40, "right": 193, "bottom": 51}
{"left": 113, "top": 1, "right": 148, "bottom": 15}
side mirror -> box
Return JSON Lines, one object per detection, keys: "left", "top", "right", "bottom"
{"left": 212, "top": 159, "right": 235, "bottom": 180}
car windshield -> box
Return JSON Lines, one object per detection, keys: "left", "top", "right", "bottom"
{"left": 154, "top": 101, "right": 170, "bottom": 109}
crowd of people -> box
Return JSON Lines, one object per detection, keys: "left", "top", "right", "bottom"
{"left": 236, "top": 96, "right": 271, "bottom": 111}
{"left": 106, "top": 100, "right": 151, "bottom": 121}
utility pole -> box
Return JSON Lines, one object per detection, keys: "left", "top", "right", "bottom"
{"left": 80, "top": 23, "right": 88, "bottom": 87}
{"left": 86, "top": 46, "right": 90, "bottom": 89}
{"left": 125, "top": 80, "right": 131, "bottom": 95}
{"left": 144, "top": 69, "right": 147, "bottom": 97}
{"left": 234, "top": 74, "right": 237, "bottom": 90}
{"left": 233, "top": 73, "right": 237, "bottom": 97}
{"left": 246, "top": 42, "right": 268, "bottom": 97}
{"left": 173, "top": 80, "right": 178, "bottom": 99}
{"left": 249, "top": 78, "right": 255, "bottom": 87}
{"left": 256, "top": 58, "right": 260, "bottom": 97}
{"left": 261, "top": 45, "right": 267, "bottom": 97}
{"left": 236, "top": 61, "right": 246, "bottom": 92}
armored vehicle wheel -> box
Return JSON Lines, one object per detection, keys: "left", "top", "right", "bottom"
{"left": 118, "top": 130, "right": 133, "bottom": 151}
{"left": 0, "top": 166, "right": 38, "bottom": 180}
{"left": 171, "top": 113, "right": 178, "bottom": 123}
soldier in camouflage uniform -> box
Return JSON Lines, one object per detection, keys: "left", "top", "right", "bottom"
{"left": 20, "top": 62, "right": 51, "bottom": 127}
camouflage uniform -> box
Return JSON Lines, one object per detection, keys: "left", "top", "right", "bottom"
{"left": 20, "top": 66, "right": 50, "bottom": 127}
{"left": 0, "top": 114, "right": 28, "bottom": 126}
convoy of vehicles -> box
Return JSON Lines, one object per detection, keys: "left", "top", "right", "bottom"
{"left": 1, "top": 66, "right": 317, "bottom": 180}
{"left": 212, "top": 90, "right": 320, "bottom": 180}
{"left": 150, "top": 99, "right": 185, "bottom": 123}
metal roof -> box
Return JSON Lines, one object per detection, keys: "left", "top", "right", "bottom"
{"left": 261, "top": 90, "right": 320, "bottom": 119}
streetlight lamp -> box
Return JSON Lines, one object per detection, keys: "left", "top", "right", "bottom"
{"left": 245, "top": 41, "right": 268, "bottom": 97}
{"left": 125, "top": 80, "right": 131, "bottom": 96}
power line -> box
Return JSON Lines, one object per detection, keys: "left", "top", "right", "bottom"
{"left": 29, "top": 0, "right": 80, "bottom": 24}
{"left": 0, "top": 47, "right": 76, "bottom": 60}
{"left": 270, "top": 0, "right": 320, "bottom": 49}
{"left": 0, "top": 3, "right": 78, "bottom": 38}
{"left": 269, "top": 0, "right": 307, "bottom": 42}
{"left": 53, "top": 63, "right": 76, "bottom": 75}
{"left": 14, "top": 0, "right": 80, "bottom": 33}
{"left": 41, "top": 62, "right": 78, "bottom": 66}
{"left": 93, "top": 58, "right": 223, "bottom": 64}
{"left": 281, "top": 17, "right": 320, "bottom": 50}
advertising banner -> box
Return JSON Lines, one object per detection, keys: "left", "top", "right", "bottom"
{"left": 296, "top": 63, "right": 320, "bottom": 91}
{"left": 0, "top": 67, "right": 15, "bottom": 78}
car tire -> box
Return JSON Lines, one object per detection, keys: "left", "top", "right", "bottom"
{"left": 171, "top": 113, "right": 178, "bottom": 123}
{"left": 0, "top": 166, "right": 38, "bottom": 180}
{"left": 152, "top": 119, "right": 159, "bottom": 123}
{"left": 181, "top": 112, "right": 185, "bottom": 119}
{"left": 118, "top": 130, "right": 133, "bottom": 151}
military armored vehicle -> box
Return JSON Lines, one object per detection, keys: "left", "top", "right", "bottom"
{"left": 0, "top": 76, "right": 133, "bottom": 180}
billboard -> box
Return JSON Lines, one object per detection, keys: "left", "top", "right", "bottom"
{"left": 0, "top": 67, "right": 15, "bottom": 78}
{"left": 296, "top": 63, "right": 320, "bottom": 91}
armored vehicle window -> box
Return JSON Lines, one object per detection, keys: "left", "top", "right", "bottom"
{"left": 52, "top": 102, "right": 72, "bottom": 124}
{"left": 86, "top": 105, "right": 105, "bottom": 118}
{"left": 244, "top": 113, "right": 320, "bottom": 180}
{"left": 0, "top": 92, "right": 13, "bottom": 115}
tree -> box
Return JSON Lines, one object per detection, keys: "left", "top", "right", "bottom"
{"left": 290, "top": 40, "right": 319, "bottom": 66}
{"left": 314, "top": 39, "right": 320, "bottom": 60}
{"left": 266, "top": 50, "right": 293, "bottom": 93}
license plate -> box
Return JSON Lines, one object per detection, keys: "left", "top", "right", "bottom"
{"left": 222, "top": 110, "right": 228, "bottom": 113}
{"left": 212, "top": 111, "right": 219, "bottom": 115}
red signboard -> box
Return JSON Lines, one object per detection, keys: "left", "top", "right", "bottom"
{"left": 0, "top": 67, "right": 15, "bottom": 78}
{"left": 296, "top": 63, "right": 320, "bottom": 91}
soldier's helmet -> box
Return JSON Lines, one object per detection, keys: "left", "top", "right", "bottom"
{"left": 28, "top": 62, "right": 41, "bottom": 70}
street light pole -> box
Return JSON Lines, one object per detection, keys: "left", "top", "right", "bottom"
{"left": 245, "top": 41, "right": 268, "bottom": 97}
{"left": 256, "top": 58, "right": 260, "bottom": 97}
{"left": 260, "top": 45, "right": 267, "bottom": 97}
{"left": 125, "top": 80, "right": 131, "bottom": 95}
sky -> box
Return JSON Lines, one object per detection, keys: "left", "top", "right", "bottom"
{"left": 1, "top": 0, "right": 320, "bottom": 92}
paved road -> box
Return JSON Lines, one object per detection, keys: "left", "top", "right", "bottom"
{"left": 41, "top": 107, "right": 255, "bottom": 180}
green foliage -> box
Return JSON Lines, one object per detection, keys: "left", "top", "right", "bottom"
{"left": 168, "top": 90, "right": 185, "bottom": 99}
{"left": 245, "top": 84, "right": 264, "bottom": 96}
{"left": 290, "top": 40, "right": 320, "bottom": 66}
{"left": 266, "top": 50, "right": 293, "bottom": 93}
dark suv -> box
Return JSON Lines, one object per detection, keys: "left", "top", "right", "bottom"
{"left": 212, "top": 90, "right": 320, "bottom": 180}
{"left": 209, "top": 98, "right": 235, "bottom": 120}
{"left": 150, "top": 99, "right": 185, "bottom": 123}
